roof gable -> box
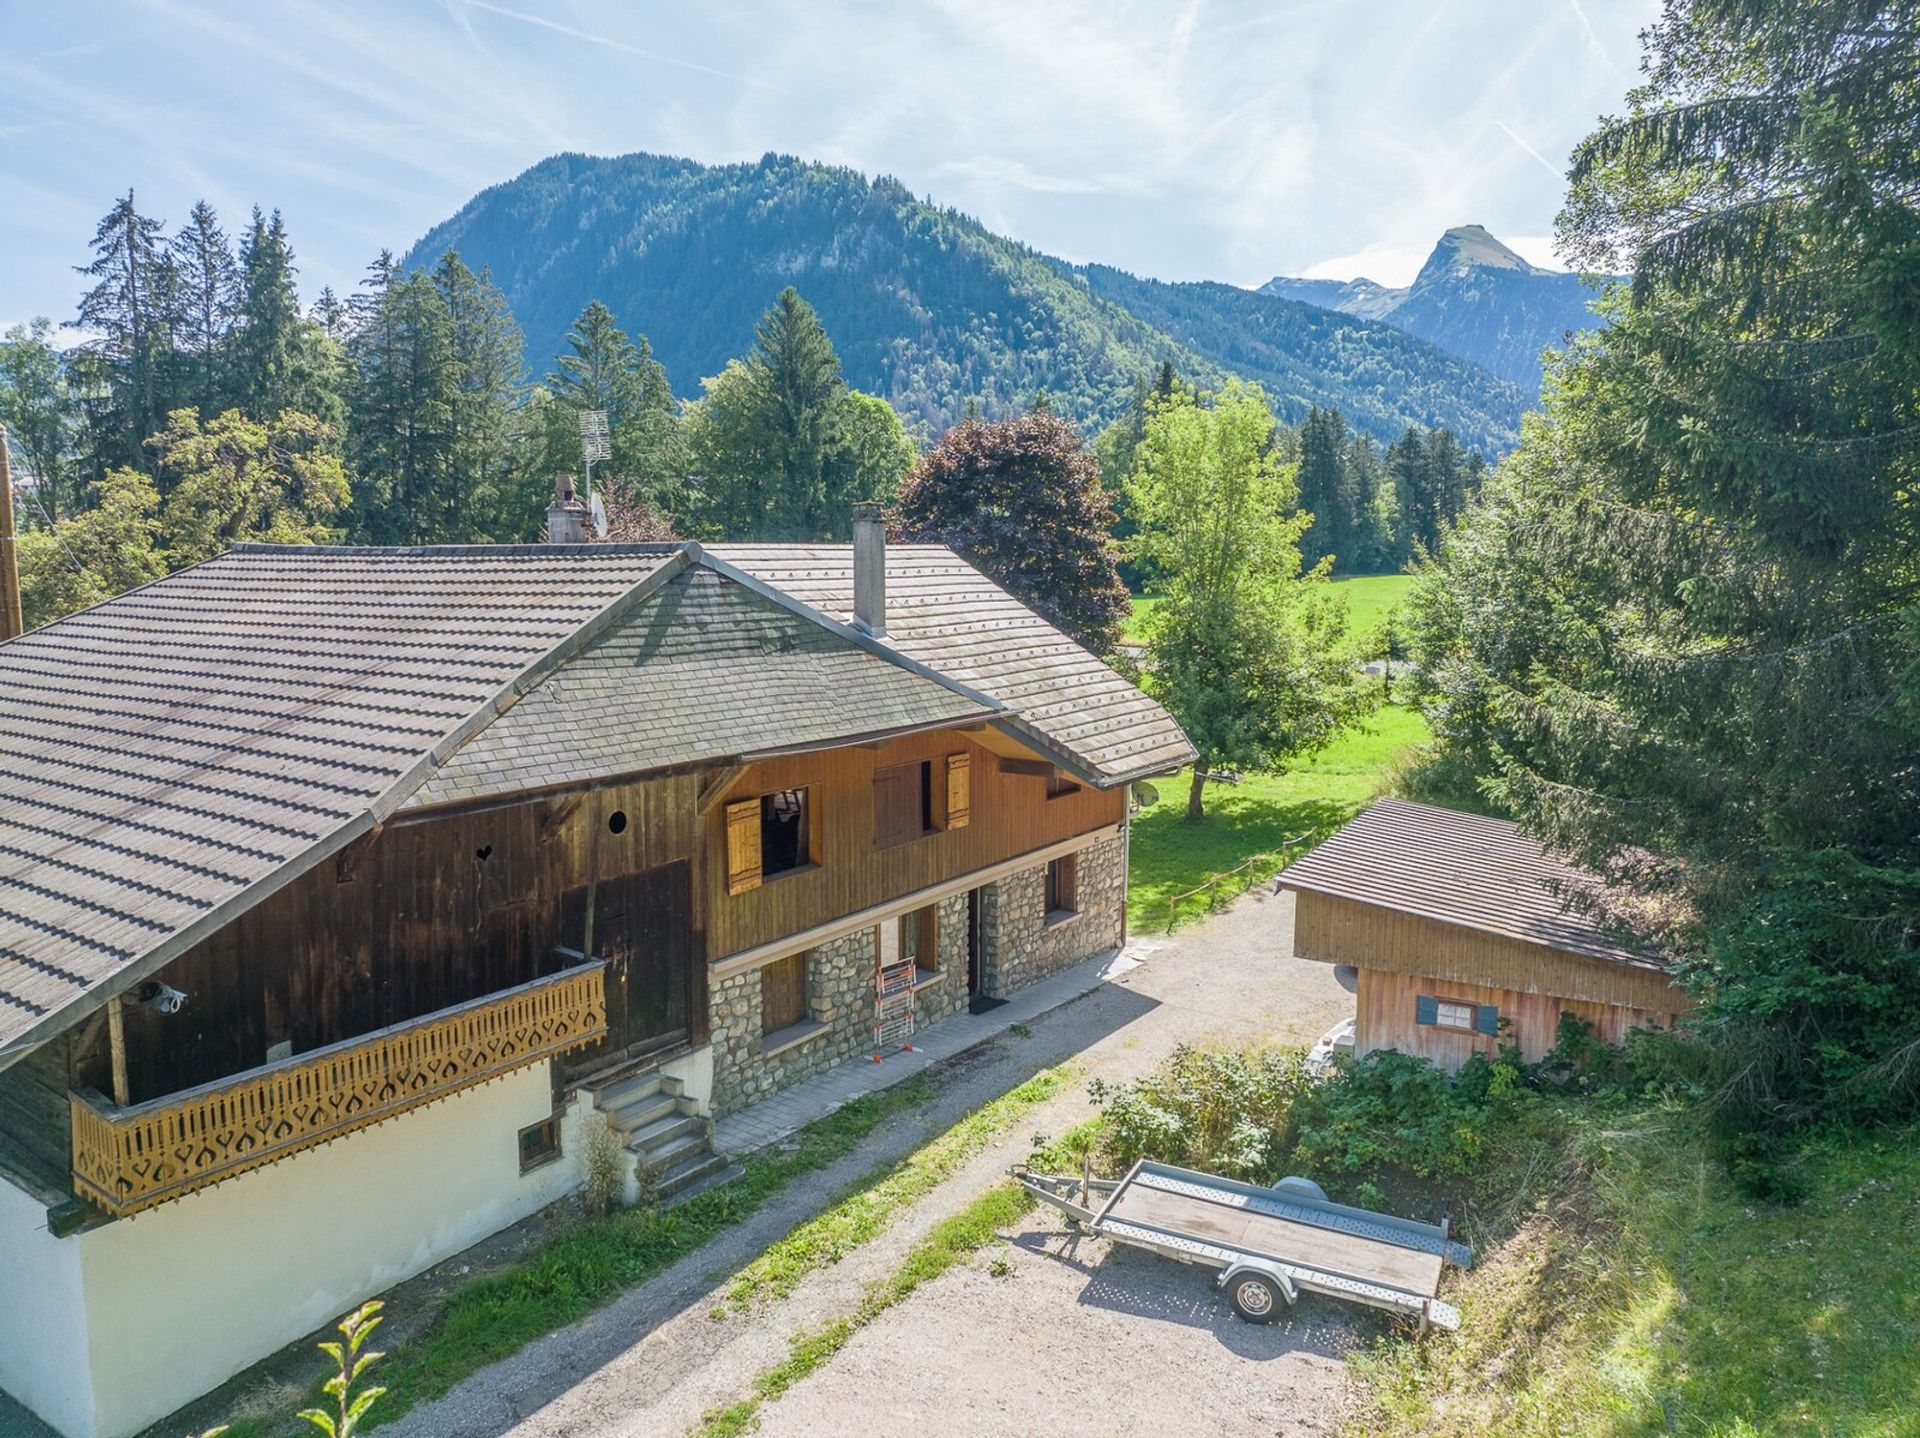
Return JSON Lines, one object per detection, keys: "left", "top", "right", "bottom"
{"left": 707, "top": 545, "right": 1194, "bottom": 786}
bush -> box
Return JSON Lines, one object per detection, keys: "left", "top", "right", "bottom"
{"left": 1087, "top": 1045, "right": 1308, "bottom": 1182}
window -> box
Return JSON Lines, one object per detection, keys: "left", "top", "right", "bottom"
{"left": 874, "top": 761, "right": 935, "bottom": 848}
{"left": 1046, "top": 771, "right": 1078, "bottom": 799}
{"left": 762, "top": 951, "right": 809, "bottom": 1035}
{"left": 518, "top": 1116, "right": 560, "bottom": 1172}
{"left": 1045, "top": 854, "right": 1078, "bottom": 918}
{"left": 1415, "top": 995, "right": 1499, "bottom": 1036}
{"left": 900, "top": 905, "right": 938, "bottom": 977}
{"left": 725, "top": 787, "right": 812, "bottom": 895}
{"left": 760, "top": 788, "right": 810, "bottom": 877}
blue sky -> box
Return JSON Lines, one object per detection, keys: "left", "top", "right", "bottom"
{"left": 0, "top": 0, "right": 1657, "bottom": 328}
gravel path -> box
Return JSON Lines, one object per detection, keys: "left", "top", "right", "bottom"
{"left": 392, "top": 886, "right": 1357, "bottom": 1438}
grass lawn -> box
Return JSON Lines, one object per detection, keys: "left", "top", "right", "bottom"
{"left": 1351, "top": 1122, "right": 1920, "bottom": 1438}
{"left": 1122, "top": 572, "right": 1415, "bottom": 647}
{"left": 1127, "top": 702, "right": 1430, "bottom": 933}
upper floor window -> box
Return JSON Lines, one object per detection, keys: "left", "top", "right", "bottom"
{"left": 874, "top": 760, "right": 934, "bottom": 848}
{"left": 725, "top": 786, "right": 813, "bottom": 895}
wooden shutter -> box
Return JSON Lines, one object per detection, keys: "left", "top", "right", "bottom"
{"left": 1414, "top": 994, "right": 1439, "bottom": 1026}
{"left": 873, "top": 763, "right": 918, "bottom": 848}
{"left": 725, "top": 798, "right": 762, "bottom": 896}
{"left": 1474, "top": 1004, "right": 1500, "bottom": 1037}
{"left": 945, "top": 752, "right": 971, "bottom": 829}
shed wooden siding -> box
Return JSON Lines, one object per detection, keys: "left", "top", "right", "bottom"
{"left": 1356, "top": 968, "right": 1680, "bottom": 1072}
{"left": 706, "top": 729, "right": 1125, "bottom": 961}
{"left": 1292, "top": 890, "right": 1684, "bottom": 1014}
{"left": 81, "top": 773, "right": 704, "bottom": 1104}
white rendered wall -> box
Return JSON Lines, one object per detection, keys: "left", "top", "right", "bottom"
{"left": 65, "top": 1061, "right": 582, "bottom": 1438}
{"left": 0, "top": 1174, "right": 97, "bottom": 1438}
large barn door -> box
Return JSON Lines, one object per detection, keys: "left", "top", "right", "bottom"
{"left": 566, "top": 860, "right": 693, "bottom": 1061}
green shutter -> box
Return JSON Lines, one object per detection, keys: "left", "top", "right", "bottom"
{"left": 1415, "top": 995, "right": 1439, "bottom": 1026}
{"left": 1475, "top": 1004, "right": 1500, "bottom": 1036}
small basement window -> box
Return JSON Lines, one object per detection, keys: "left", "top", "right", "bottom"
{"left": 518, "top": 1116, "right": 560, "bottom": 1172}
{"left": 761, "top": 788, "right": 810, "bottom": 877}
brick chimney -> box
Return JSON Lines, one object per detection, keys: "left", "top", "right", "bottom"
{"left": 547, "top": 473, "right": 589, "bottom": 545}
{"left": 852, "top": 503, "right": 887, "bottom": 637}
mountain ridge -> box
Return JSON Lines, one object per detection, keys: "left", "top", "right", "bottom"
{"left": 1260, "top": 224, "right": 1607, "bottom": 389}
{"left": 407, "top": 152, "right": 1526, "bottom": 453}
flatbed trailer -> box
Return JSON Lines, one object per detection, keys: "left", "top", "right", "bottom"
{"left": 1012, "top": 1159, "right": 1470, "bottom": 1330}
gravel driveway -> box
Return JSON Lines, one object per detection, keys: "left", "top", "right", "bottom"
{"left": 388, "top": 885, "right": 1360, "bottom": 1438}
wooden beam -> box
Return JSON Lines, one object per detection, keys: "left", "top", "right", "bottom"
{"left": 0, "top": 421, "right": 22, "bottom": 642}
{"left": 106, "top": 996, "right": 129, "bottom": 1108}
{"left": 995, "top": 756, "right": 1055, "bottom": 779}
{"left": 696, "top": 764, "right": 748, "bottom": 817}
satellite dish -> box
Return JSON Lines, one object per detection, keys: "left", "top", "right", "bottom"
{"left": 589, "top": 491, "right": 609, "bottom": 540}
{"left": 1333, "top": 964, "right": 1359, "bottom": 995}
{"left": 1131, "top": 780, "right": 1160, "bottom": 811}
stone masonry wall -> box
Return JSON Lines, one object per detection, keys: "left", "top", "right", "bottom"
{"left": 709, "top": 890, "right": 976, "bottom": 1116}
{"left": 980, "top": 832, "right": 1126, "bottom": 995}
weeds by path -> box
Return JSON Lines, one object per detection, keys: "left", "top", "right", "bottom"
{"left": 722, "top": 1066, "right": 1071, "bottom": 1312}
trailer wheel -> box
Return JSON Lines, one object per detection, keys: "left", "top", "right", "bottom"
{"left": 1228, "top": 1272, "right": 1282, "bottom": 1323}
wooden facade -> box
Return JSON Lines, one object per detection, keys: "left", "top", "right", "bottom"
{"left": 1292, "top": 890, "right": 1688, "bottom": 1072}
{"left": 704, "top": 728, "right": 1126, "bottom": 963}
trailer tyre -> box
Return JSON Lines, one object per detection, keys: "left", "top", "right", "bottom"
{"left": 1228, "top": 1272, "right": 1282, "bottom": 1323}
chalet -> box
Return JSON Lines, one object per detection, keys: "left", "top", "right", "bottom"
{"left": 1279, "top": 799, "right": 1688, "bottom": 1071}
{"left": 0, "top": 505, "right": 1192, "bottom": 1438}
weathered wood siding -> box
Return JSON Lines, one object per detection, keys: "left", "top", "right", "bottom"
{"left": 1354, "top": 967, "right": 1682, "bottom": 1072}
{"left": 77, "top": 774, "right": 703, "bottom": 1104}
{"left": 708, "top": 729, "right": 1125, "bottom": 961}
{"left": 0, "top": 1034, "right": 74, "bottom": 1197}
{"left": 1292, "top": 890, "right": 1684, "bottom": 1013}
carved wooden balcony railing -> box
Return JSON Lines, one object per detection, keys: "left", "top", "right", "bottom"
{"left": 70, "top": 962, "right": 607, "bottom": 1217}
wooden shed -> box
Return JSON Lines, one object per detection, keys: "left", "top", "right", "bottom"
{"left": 1279, "top": 799, "right": 1687, "bottom": 1072}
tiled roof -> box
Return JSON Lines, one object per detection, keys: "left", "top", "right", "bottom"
{"left": 708, "top": 545, "right": 1195, "bottom": 786}
{"left": 0, "top": 544, "right": 683, "bottom": 1059}
{"left": 413, "top": 567, "right": 996, "bottom": 807}
{"left": 1277, "top": 798, "right": 1666, "bottom": 970}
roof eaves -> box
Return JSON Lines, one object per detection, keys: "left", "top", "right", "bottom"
{"left": 0, "top": 546, "right": 699, "bottom": 1071}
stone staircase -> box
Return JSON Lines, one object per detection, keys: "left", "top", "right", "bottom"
{"left": 593, "top": 1068, "right": 732, "bottom": 1204}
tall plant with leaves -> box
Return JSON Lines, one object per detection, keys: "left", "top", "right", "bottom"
{"left": 1409, "top": 0, "right": 1920, "bottom": 1135}
{"left": 299, "top": 1300, "right": 387, "bottom": 1438}
{"left": 1127, "top": 380, "right": 1371, "bottom": 818}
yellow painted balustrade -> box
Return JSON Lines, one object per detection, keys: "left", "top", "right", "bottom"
{"left": 70, "top": 962, "right": 607, "bottom": 1217}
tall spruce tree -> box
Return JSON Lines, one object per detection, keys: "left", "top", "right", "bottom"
{"left": 170, "top": 200, "right": 239, "bottom": 418}
{"left": 543, "top": 300, "right": 683, "bottom": 512}
{"left": 1408, "top": 0, "right": 1920, "bottom": 1140}
{"left": 74, "top": 191, "right": 176, "bottom": 475}
{"left": 1295, "top": 406, "right": 1355, "bottom": 568}
{"left": 434, "top": 252, "right": 528, "bottom": 540}
{"left": 349, "top": 265, "right": 456, "bottom": 544}
{"left": 233, "top": 208, "right": 303, "bottom": 419}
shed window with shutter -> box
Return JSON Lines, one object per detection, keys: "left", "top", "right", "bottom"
{"left": 1416, "top": 996, "right": 1499, "bottom": 1035}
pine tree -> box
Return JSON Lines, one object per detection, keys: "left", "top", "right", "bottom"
{"left": 544, "top": 300, "right": 683, "bottom": 512}
{"left": 74, "top": 191, "right": 176, "bottom": 475}
{"left": 1295, "top": 406, "right": 1354, "bottom": 568}
{"left": 434, "top": 252, "right": 528, "bottom": 540}
{"left": 170, "top": 200, "right": 239, "bottom": 418}
{"left": 750, "top": 286, "right": 846, "bottom": 538}
{"left": 349, "top": 265, "right": 455, "bottom": 544}
{"left": 233, "top": 208, "right": 303, "bottom": 419}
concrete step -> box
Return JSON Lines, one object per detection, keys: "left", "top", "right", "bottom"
{"left": 626, "top": 1110, "right": 705, "bottom": 1156}
{"left": 639, "top": 1128, "right": 713, "bottom": 1176}
{"left": 604, "top": 1090, "right": 682, "bottom": 1136}
{"left": 595, "top": 1068, "right": 684, "bottom": 1111}
{"left": 653, "top": 1150, "right": 734, "bottom": 1204}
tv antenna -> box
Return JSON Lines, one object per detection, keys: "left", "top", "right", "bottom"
{"left": 578, "top": 409, "right": 610, "bottom": 498}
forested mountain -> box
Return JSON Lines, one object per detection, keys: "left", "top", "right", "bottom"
{"left": 1260, "top": 225, "right": 1606, "bottom": 390}
{"left": 407, "top": 152, "right": 1526, "bottom": 450}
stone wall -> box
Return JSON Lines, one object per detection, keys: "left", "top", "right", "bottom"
{"left": 708, "top": 833, "right": 1126, "bottom": 1116}
{"left": 980, "top": 832, "right": 1126, "bottom": 995}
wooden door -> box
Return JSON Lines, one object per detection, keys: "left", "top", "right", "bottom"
{"left": 576, "top": 860, "right": 693, "bottom": 1058}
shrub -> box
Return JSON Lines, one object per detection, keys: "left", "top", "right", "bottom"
{"left": 579, "top": 1113, "right": 628, "bottom": 1218}
{"left": 1087, "top": 1045, "right": 1308, "bottom": 1182}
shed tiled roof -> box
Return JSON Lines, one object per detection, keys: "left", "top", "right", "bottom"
{"left": 1276, "top": 798, "right": 1666, "bottom": 970}
{"left": 0, "top": 544, "right": 683, "bottom": 1059}
{"left": 412, "top": 567, "right": 996, "bottom": 807}
{"left": 709, "top": 545, "right": 1195, "bottom": 786}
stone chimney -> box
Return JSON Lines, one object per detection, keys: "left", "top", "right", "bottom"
{"left": 852, "top": 503, "right": 886, "bottom": 637}
{"left": 547, "top": 473, "right": 589, "bottom": 545}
